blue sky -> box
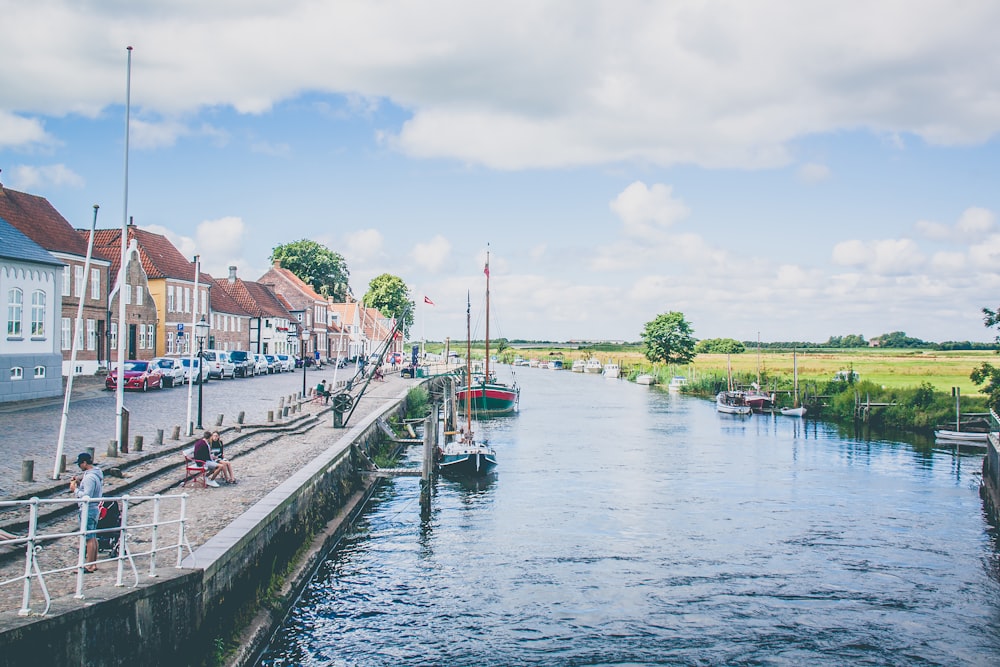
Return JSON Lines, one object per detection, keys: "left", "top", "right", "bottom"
{"left": 3, "top": 1, "right": 1000, "bottom": 344}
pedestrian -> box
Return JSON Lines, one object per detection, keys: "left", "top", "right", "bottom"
{"left": 69, "top": 452, "right": 104, "bottom": 572}
{"left": 209, "top": 431, "right": 226, "bottom": 460}
{"left": 193, "top": 431, "right": 236, "bottom": 486}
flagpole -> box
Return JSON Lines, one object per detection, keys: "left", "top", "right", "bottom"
{"left": 185, "top": 256, "right": 200, "bottom": 435}
{"left": 53, "top": 205, "right": 99, "bottom": 479}
{"left": 114, "top": 46, "right": 133, "bottom": 454}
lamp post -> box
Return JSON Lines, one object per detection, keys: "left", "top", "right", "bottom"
{"left": 195, "top": 316, "right": 209, "bottom": 430}
{"left": 301, "top": 327, "right": 311, "bottom": 397}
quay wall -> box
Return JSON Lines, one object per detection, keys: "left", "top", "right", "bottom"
{"left": 982, "top": 435, "right": 1000, "bottom": 527}
{"left": 0, "top": 383, "right": 424, "bottom": 667}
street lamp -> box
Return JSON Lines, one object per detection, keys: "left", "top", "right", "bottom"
{"left": 301, "top": 327, "right": 311, "bottom": 397}
{"left": 195, "top": 316, "right": 210, "bottom": 430}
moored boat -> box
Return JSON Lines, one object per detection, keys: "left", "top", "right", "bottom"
{"left": 603, "top": 363, "right": 620, "bottom": 378}
{"left": 933, "top": 428, "right": 989, "bottom": 445}
{"left": 571, "top": 359, "right": 586, "bottom": 373}
{"left": 550, "top": 360, "right": 564, "bottom": 370}
{"left": 635, "top": 373, "right": 656, "bottom": 385}
{"left": 780, "top": 350, "right": 806, "bottom": 417}
{"left": 584, "top": 358, "right": 603, "bottom": 374}
{"left": 667, "top": 376, "right": 687, "bottom": 392}
{"left": 717, "top": 391, "right": 752, "bottom": 415}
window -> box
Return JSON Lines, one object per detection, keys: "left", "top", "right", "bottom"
{"left": 110, "top": 321, "right": 118, "bottom": 350}
{"left": 87, "top": 319, "right": 96, "bottom": 351}
{"left": 125, "top": 283, "right": 131, "bottom": 305}
{"left": 74, "top": 266, "right": 83, "bottom": 297}
{"left": 167, "top": 286, "right": 175, "bottom": 312}
{"left": 30, "top": 290, "right": 45, "bottom": 337}
{"left": 10, "top": 367, "right": 23, "bottom": 380}
{"left": 183, "top": 288, "right": 190, "bottom": 313}
{"left": 167, "top": 331, "right": 175, "bottom": 354}
{"left": 61, "top": 318, "right": 72, "bottom": 350}
{"left": 63, "top": 268, "right": 71, "bottom": 296}
{"left": 146, "top": 324, "right": 155, "bottom": 349}
{"left": 91, "top": 268, "right": 100, "bottom": 300}
{"left": 7, "top": 288, "right": 23, "bottom": 337}
{"left": 33, "top": 366, "right": 45, "bottom": 379}
{"left": 136, "top": 285, "right": 143, "bottom": 306}
{"left": 139, "top": 325, "right": 147, "bottom": 350}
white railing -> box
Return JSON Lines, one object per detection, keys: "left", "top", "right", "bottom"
{"left": 0, "top": 493, "right": 193, "bottom": 616}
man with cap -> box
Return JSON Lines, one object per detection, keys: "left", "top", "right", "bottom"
{"left": 69, "top": 452, "right": 104, "bottom": 572}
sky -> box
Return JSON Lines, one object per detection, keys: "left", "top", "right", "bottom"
{"left": 2, "top": 1, "right": 1000, "bottom": 344}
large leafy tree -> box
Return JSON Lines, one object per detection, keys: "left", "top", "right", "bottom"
{"left": 363, "top": 273, "right": 415, "bottom": 338}
{"left": 972, "top": 307, "right": 1000, "bottom": 409}
{"left": 641, "top": 311, "right": 696, "bottom": 365}
{"left": 271, "top": 240, "right": 350, "bottom": 301}
{"left": 695, "top": 337, "right": 745, "bottom": 354}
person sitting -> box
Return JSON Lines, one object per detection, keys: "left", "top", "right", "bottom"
{"left": 315, "top": 379, "right": 331, "bottom": 404}
{"left": 192, "top": 431, "right": 236, "bottom": 486}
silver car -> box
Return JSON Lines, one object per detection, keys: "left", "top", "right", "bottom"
{"left": 151, "top": 356, "right": 185, "bottom": 388}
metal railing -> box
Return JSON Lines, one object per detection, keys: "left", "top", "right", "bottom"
{"left": 0, "top": 493, "right": 193, "bottom": 616}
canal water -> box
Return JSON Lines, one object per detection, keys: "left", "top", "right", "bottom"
{"left": 259, "top": 368, "right": 1000, "bottom": 666}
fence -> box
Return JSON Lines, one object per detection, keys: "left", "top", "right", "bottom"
{"left": 0, "top": 493, "right": 192, "bottom": 616}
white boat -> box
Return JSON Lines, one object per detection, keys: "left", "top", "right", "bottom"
{"left": 584, "top": 358, "right": 603, "bottom": 374}
{"left": 603, "top": 363, "right": 620, "bottom": 378}
{"left": 667, "top": 376, "right": 687, "bottom": 392}
{"left": 780, "top": 350, "right": 807, "bottom": 417}
{"left": 571, "top": 359, "right": 585, "bottom": 373}
{"left": 635, "top": 373, "right": 656, "bottom": 385}
{"left": 717, "top": 391, "right": 752, "bottom": 415}
{"left": 933, "top": 429, "right": 989, "bottom": 445}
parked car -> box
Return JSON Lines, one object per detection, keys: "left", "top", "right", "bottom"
{"left": 227, "top": 350, "right": 254, "bottom": 378}
{"left": 201, "top": 350, "right": 236, "bottom": 379}
{"left": 276, "top": 354, "right": 295, "bottom": 372}
{"left": 150, "top": 357, "right": 185, "bottom": 388}
{"left": 251, "top": 353, "right": 269, "bottom": 376}
{"left": 178, "top": 357, "right": 209, "bottom": 384}
{"left": 106, "top": 360, "right": 164, "bottom": 391}
{"left": 264, "top": 354, "right": 281, "bottom": 373}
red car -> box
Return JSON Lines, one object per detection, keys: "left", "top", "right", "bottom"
{"left": 105, "top": 360, "right": 164, "bottom": 391}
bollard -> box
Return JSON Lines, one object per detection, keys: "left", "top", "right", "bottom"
{"left": 216, "top": 414, "right": 224, "bottom": 427}
{"left": 237, "top": 411, "right": 245, "bottom": 425}
{"left": 86, "top": 446, "right": 95, "bottom": 461}
{"left": 21, "top": 460, "right": 33, "bottom": 482}
{"left": 279, "top": 397, "right": 285, "bottom": 408}
{"left": 59, "top": 454, "right": 66, "bottom": 474}
{"left": 267, "top": 410, "right": 274, "bottom": 423}
{"left": 171, "top": 425, "right": 181, "bottom": 440}
{"left": 155, "top": 429, "right": 164, "bottom": 446}
{"left": 283, "top": 406, "right": 290, "bottom": 418}
{"left": 107, "top": 440, "right": 119, "bottom": 458}
{"left": 134, "top": 435, "right": 144, "bottom": 452}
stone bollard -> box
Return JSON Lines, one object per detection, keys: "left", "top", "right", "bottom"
{"left": 237, "top": 411, "right": 245, "bottom": 425}
{"left": 134, "top": 435, "right": 144, "bottom": 452}
{"left": 279, "top": 397, "right": 285, "bottom": 409}
{"left": 171, "top": 425, "right": 181, "bottom": 440}
{"left": 267, "top": 410, "right": 274, "bottom": 423}
{"left": 216, "top": 414, "right": 224, "bottom": 427}
{"left": 59, "top": 454, "right": 66, "bottom": 474}
{"left": 155, "top": 429, "right": 164, "bottom": 446}
{"left": 107, "top": 440, "right": 119, "bottom": 458}
{"left": 21, "top": 460, "right": 33, "bottom": 482}
{"left": 283, "top": 406, "right": 290, "bottom": 418}
{"left": 86, "top": 446, "right": 95, "bottom": 461}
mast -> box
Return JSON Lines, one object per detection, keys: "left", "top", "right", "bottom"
{"left": 792, "top": 349, "right": 799, "bottom": 408}
{"left": 465, "top": 292, "right": 472, "bottom": 438}
{"left": 484, "top": 246, "right": 490, "bottom": 382}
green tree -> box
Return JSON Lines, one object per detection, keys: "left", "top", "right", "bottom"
{"left": 271, "top": 239, "right": 350, "bottom": 301}
{"left": 972, "top": 307, "right": 1000, "bottom": 410}
{"left": 695, "top": 337, "right": 746, "bottom": 354}
{"left": 641, "top": 311, "right": 696, "bottom": 365}
{"left": 363, "top": 274, "right": 415, "bottom": 338}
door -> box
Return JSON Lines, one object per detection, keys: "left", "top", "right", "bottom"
{"left": 128, "top": 324, "right": 138, "bottom": 359}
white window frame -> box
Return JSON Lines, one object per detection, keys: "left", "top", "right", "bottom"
{"left": 33, "top": 365, "right": 45, "bottom": 379}
{"left": 90, "top": 268, "right": 100, "bottom": 300}
{"left": 8, "top": 288, "right": 23, "bottom": 337}
{"left": 74, "top": 265, "right": 83, "bottom": 298}
{"left": 10, "top": 367, "right": 23, "bottom": 380}
{"left": 110, "top": 321, "right": 118, "bottom": 350}
{"left": 87, "top": 319, "right": 96, "bottom": 351}
{"left": 167, "top": 286, "right": 175, "bottom": 312}
{"left": 63, "top": 268, "right": 71, "bottom": 296}
{"left": 136, "top": 285, "right": 143, "bottom": 306}
{"left": 30, "top": 290, "right": 45, "bottom": 337}
{"left": 61, "top": 317, "right": 72, "bottom": 350}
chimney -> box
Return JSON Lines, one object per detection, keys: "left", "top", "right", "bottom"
{"left": 128, "top": 216, "right": 135, "bottom": 227}
{"left": 228, "top": 266, "right": 237, "bottom": 283}
{"left": 273, "top": 259, "right": 281, "bottom": 269}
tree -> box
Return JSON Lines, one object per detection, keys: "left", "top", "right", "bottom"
{"left": 972, "top": 307, "right": 1000, "bottom": 410}
{"left": 695, "top": 337, "right": 746, "bottom": 354}
{"left": 641, "top": 311, "right": 696, "bottom": 365}
{"left": 271, "top": 240, "right": 350, "bottom": 301}
{"left": 363, "top": 274, "right": 415, "bottom": 338}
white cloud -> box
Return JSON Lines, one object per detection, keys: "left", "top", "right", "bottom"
{"left": 0, "top": 111, "right": 51, "bottom": 149}
{"left": 832, "top": 238, "right": 924, "bottom": 275}
{"left": 6, "top": 163, "right": 84, "bottom": 189}
{"left": 610, "top": 181, "right": 690, "bottom": 240}
{"left": 411, "top": 235, "right": 451, "bottom": 272}
{"left": 344, "top": 228, "right": 384, "bottom": 264}
{"left": 797, "top": 162, "right": 831, "bottom": 183}
{"left": 956, "top": 206, "right": 995, "bottom": 240}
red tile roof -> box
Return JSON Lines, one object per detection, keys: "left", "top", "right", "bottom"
{"left": 209, "top": 280, "right": 250, "bottom": 316}
{"left": 216, "top": 277, "right": 294, "bottom": 320}
{"left": 0, "top": 185, "right": 92, "bottom": 256}
{"left": 258, "top": 263, "right": 326, "bottom": 303}
{"left": 89, "top": 227, "right": 212, "bottom": 283}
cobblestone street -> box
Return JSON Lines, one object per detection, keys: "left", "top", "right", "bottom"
{"left": 0, "top": 365, "right": 367, "bottom": 497}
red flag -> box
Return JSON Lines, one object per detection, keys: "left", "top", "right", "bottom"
{"left": 424, "top": 296, "right": 434, "bottom": 306}
{"left": 484, "top": 263, "right": 490, "bottom": 277}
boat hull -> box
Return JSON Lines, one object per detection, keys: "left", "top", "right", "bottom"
{"left": 438, "top": 448, "right": 498, "bottom": 476}
{"left": 717, "top": 391, "right": 752, "bottom": 415}
{"left": 636, "top": 374, "right": 656, "bottom": 385}
{"left": 457, "top": 383, "right": 519, "bottom": 415}
{"left": 933, "top": 429, "right": 988, "bottom": 444}
{"left": 780, "top": 406, "right": 807, "bottom": 417}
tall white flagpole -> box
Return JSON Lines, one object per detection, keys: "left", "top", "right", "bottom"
{"left": 185, "top": 256, "right": 200, "bottom": 435}
{"left": 114, "top": 46, "right": 133, "bottom": 453}
{"left": 53, "top": 205, "right": 99, "bottom": 479}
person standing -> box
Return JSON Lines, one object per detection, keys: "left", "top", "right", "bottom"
{"left": 69, "top": 452, "right": 104, "bottom": 572}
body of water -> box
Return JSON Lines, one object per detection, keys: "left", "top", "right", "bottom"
{"left": 260, "top": 368, "right": 1000, "bottom": 666}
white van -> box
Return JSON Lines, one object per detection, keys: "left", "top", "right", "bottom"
{"left": 201, "top": 349, "right": 236, "bottom": 379}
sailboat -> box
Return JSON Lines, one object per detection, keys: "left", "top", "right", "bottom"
{"left": 438, "top": 294, "right": 498, "bottom": 476}
{"left": 717, "top": 353, "right": 751, "bottom": 415}
{"left": 743, "top": 332, "right": 774, "bottom": 411}
{"left": 780, "top": 349, "right": 807, "bottom": 417}
{"left": 456, "top": 249, "right": 519, "bottom": 416}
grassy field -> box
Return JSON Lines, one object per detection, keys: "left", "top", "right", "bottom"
{"left": 445, "top": 344, "right": 997, "bottom": 396}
